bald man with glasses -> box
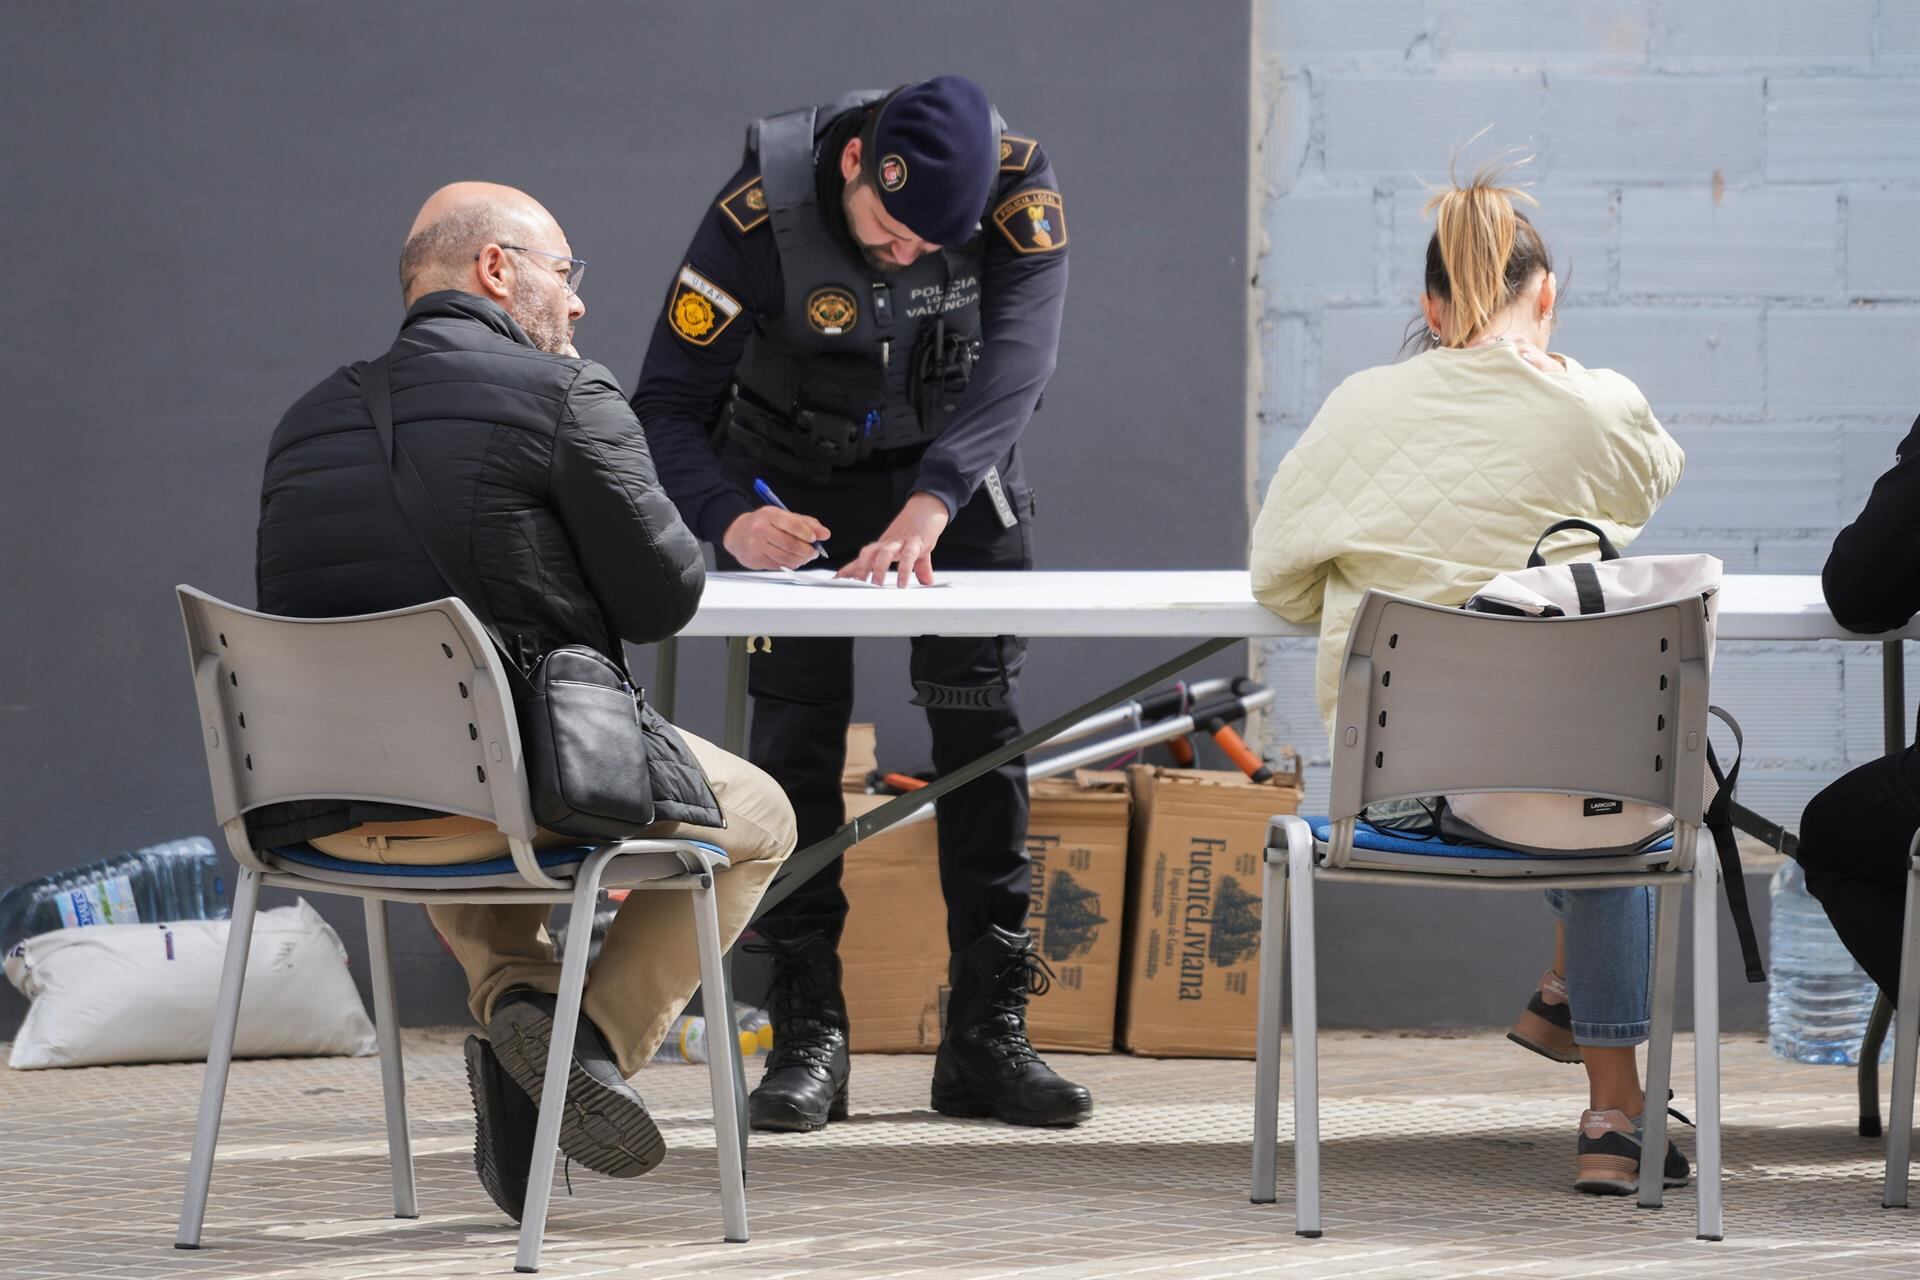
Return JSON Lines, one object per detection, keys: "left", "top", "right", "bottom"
{"left": 252, "top": 182, "right": 795, "bottom": 1223}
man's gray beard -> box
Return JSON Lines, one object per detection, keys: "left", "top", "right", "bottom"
{"left": 508, "top": 286, "right": 570, "bottom": 354}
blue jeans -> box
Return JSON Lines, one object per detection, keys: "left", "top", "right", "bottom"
{"left": 1545, "top": 887, "right": 1655, "bottom": 1046}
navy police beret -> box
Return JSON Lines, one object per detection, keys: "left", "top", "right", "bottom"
{"left": 870, "top": 75, "right": 996, "bottom": 246}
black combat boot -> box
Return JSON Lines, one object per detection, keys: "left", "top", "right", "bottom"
{"left": 745, "top": 931, "right": 851, "bottom": 1133}
{"left": 931, "top": 925, "right": 1094, "bottom": 1127}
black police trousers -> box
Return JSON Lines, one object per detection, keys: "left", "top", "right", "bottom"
{"left": 719, "top": 449, "right": 1035, "bottom": 955}
{"left": 1796, "top": 745, "right": 1920, "bottom": 1003}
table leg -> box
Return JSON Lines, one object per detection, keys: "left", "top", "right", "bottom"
{"left": 1862, "top": 641, "right": 1909, "bottom": 1141}
{"left": 723, "top": 636, "right": 750, "bottom": 756}
{"left": 653, "top": 636, "right": 679, "bottom": 723}
{"left": 1886, "top": 640, "right": 1907, "bottom": 757}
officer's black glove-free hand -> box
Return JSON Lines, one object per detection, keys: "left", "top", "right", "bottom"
{"left": 836, "top": 492, "right": 950, "bottom": 588}
{"left": 725, "top": 506, "right": 831, "bottom": 571}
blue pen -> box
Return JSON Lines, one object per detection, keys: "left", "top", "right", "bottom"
{"left": 752, "top": 478, "right": 829, "bottom": 561}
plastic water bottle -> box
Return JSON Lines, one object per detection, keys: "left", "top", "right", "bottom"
{"left": 1768, "top": 859, "right": 1889, "bottom": 1065}
{"left": 0, "top": 837, "right": 229, "bottom": 956}
{"left": 652, "top": 1004, "right": 774, "bottom": 1065}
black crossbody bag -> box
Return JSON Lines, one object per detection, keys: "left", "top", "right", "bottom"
{"left": 361, "top": 355, "right": 656, "bottom": 840}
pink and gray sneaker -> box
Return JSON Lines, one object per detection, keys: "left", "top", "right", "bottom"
{"left": 1574, "top": 1105, "right": 1692, "bottom": 1195}
{"left": 1509, "top": 968, "right": 1582, "bottom": 1064}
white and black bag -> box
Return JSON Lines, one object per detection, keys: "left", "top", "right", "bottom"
{"left": 1452, "top": 519, "right": 1764, "bottom": 982}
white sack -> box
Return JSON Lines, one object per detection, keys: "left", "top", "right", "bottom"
{"left": 5, "top": 899, "right": 378, "bottom": 1069}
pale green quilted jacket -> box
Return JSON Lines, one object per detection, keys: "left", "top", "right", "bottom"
{"left": 1251, "top": 344, "right": 1685, "bottom": 733}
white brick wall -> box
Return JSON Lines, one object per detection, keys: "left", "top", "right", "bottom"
{"left": 1848, "top": 193, "right": 1920, "bottom": 293}
{"left": 1548, "top": 77, "right": 1765, "bottom": 179}
{"left": 1887, "top": 0, "right": 1920, "bottom": 62}
{"left": 1766, "top": 80, "right": 1920, "bottom": 181}
{"left": 1618, "top": 189, "right": 1838, "bottom": 296}
{"left": 1251, "top": 0, "right": 1920, "bottom": 826}
{"left": 1653, "top": 0, "right": 1878, "bottom": 67}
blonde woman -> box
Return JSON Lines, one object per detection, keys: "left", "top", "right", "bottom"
{"left": 1251, "top": 162, "right": 1687, "bottom": 1194}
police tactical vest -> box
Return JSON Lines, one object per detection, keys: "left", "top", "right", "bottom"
{"left": 724, "top": 92, "right": 998, "bottom": 479}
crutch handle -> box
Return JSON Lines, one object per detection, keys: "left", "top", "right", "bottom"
{"left": 1210, "top": 725, "right": 1272, "bottom": 782}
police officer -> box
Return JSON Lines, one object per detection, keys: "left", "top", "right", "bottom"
{"left": 632, "top": 75, "right": 1088, "bottom": 1132}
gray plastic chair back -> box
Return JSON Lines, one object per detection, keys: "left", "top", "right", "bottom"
{"left": 1327, "top": 589, "right": 1711, "bottom": 827}
{"left": 176, "top": 586, "right": 537, "bottom": 849}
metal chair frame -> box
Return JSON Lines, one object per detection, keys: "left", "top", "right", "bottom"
{"left": 1249, "top": 590, "right": 1728, "bottom": 1241}
{"left": 171, "top": 586, "right": 747, "bottom": 1273}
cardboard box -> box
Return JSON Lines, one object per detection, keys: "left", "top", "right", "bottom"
{"left": 837, "top": 790, "right": 947, "bottom": 1053}
{"left": 842, "top": 723, "right": 878, "bottom": 792}
{"left": 1018, "top": 771, "right": 1131, "bottom": 1052}
{"left": 838, "top": 772, "right": 1132, "bottom": 1053}
{"left": 1118, "top": 765, "right": 1303, "bottom": 1059}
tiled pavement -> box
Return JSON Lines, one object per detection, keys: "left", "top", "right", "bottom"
{"left": 2, "top": 1031, "right": 1915, "bottom": 1278}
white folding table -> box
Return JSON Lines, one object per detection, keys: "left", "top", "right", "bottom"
{"left": 657, "top": 570, "right": 1919, "bottom": 910}
{"left": 653, "top": 570, "right": 1918, "bottom": 1154}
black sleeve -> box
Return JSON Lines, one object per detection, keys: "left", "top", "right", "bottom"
{"left": 1824, "top": 412, "right": 1920, "bottom": 633}
{"left": 911, "top": 143, "right": 1069, "bottom": 516}
{"left": 629, "top": 165, "right": 783, "bottom": 546}
{"left": 551, "top": 360, "right": 707, "bottom": 646}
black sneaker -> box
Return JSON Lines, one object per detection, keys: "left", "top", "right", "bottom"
{"left": 487, "top": 988, "right": 665, "bottom": 1178}
{"left": 1574, "top": 1106, "right": 1692, "bottom": 1195}
{"left": 463, "top": 1035, "right": 538, "bottom": 1222}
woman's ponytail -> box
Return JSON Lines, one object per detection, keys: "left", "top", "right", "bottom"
{"left": 1412, "top": 157, "right": 1551, "bottom": 351}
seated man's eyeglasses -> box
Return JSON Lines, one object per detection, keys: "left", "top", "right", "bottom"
{"left": 478, "top": 243, "right": 586, "bottom": 296}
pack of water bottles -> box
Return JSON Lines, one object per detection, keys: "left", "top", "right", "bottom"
{"left": 653, "top": 1003, "right": 774, "bottom": 1065}
{"left": 0, "top": 837, "right": 229, "bottom": 961}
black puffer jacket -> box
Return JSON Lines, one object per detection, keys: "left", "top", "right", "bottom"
{"left": 252, "top": 291, "right": 721, "bottom": 843}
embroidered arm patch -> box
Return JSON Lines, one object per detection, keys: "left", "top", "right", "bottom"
{"left": 991, "top": 189, "right": 1066, "bottom": 255}
{"left": 668, "top": 265, "right": 743, "bottom": 346}
{"left": 718, "top": 177, "right": 768, "bottom": 233}
{"left": 999, "top": 134, "right": 1039, "bottom": 173}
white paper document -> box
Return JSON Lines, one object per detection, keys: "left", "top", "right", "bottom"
{"left": 710, "top": 569, "right": 952, "bottom": 590}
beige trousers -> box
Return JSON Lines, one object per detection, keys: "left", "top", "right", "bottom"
{"left": 311, "top": 728, "right": 795, "bottom": 1077}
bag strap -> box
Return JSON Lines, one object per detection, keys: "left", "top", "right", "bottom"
{"left": 1567, "top": 562, "right": 1606, "bottom": 615}
{"left": 361, "top": 355, "right": 535, "bottom": 693}
{"left": 1703, "top": 706, "right": 1766, "bottom": 983}
{"left": 1527, "top": 518, "right": 1621, "bottom": 568}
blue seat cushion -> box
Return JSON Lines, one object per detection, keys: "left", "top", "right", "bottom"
{"left": 1304, "top": 818, "right": 1672, "bottom": 861}
{"left": 269, "top": 839, "right": 728, "bottom": 878}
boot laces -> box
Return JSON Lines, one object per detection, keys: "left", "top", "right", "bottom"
{"left": 743, "top": 937, "right": 841, "bottom": 1077}
{"left": 980, "top": 947, "right": 1055, "bottom": 1068}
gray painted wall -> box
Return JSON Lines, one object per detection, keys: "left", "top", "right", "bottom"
{"left": 1251, "top": 0, "right": 1920, "bottom": 1033}
{"left": 0, "top": 1, "right": 1252, "bottom": 1036}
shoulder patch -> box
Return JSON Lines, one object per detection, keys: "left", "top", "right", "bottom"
{"left": 668, "top": 265, "right": 743, "bottom": 347}
{"left": 991, "top": 188, "right": 1067, "bottom": 255}
{"left": 999, "top": 134, "right": 1039, "bottom": 173}
{"left": 718, "top": 177, "right": 769, "bottom": 233}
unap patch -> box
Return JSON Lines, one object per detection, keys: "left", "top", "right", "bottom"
{"left": 668, "top": 265, "right": 742, "bottom": 347}
{"left": 718, "top": 177, "right": 768, "bottom": 233}
{"left": 992, "top": 189, "right": 1066, "bottom": 255}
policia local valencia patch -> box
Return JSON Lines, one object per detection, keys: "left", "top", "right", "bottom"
{"left": 668, "top": 265, "right": 742, "bottom": 346}
{"left": 992, "top": 189, "right": 1066, "bottom": 254}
